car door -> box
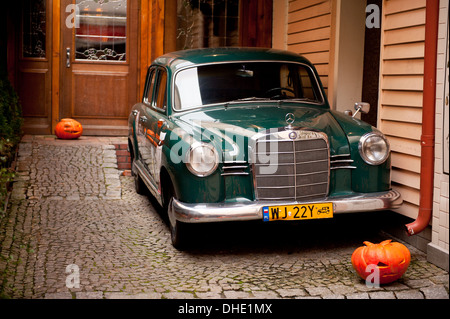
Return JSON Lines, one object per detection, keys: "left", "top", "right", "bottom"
{"left": 136, "top": 67, "right": 156, "bottom": 187}
{"left": 139, "top": 66, "right": 168, "bottom": 191}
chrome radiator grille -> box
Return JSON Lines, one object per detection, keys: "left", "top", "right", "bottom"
{"left": 253, "top": 130, "right": 329, "bottom": 201}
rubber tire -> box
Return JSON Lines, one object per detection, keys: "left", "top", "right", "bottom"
{"left": 166, "top": 192, "right": 189, "bottom": 250}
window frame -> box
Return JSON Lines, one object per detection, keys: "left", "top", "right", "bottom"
{"left": 143, "top": 66, "right": 168, "bottom": 114}
{"left": 143, "top": 66, "right": 157, "bottom": 106}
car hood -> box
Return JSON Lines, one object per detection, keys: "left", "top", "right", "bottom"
{"left": 172, "top": 104, "right": 352, "bottom": 160}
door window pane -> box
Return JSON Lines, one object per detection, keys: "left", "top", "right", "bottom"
{"left": 76, "top": 0, "right": 127, "bottom": 61}
{"left": 22, "top": 0, "right": 46, "bottom": 58}
{"left": 155, "top": 71, "right": 167, "bottom": 110}
{"left": 177, "top": 0, "right": 239, "bottom": 50}
{"left": 144, "top": 68, "right": 157, "bottom": 104}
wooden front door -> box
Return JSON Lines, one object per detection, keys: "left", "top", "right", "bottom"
{"left": 17, "top": 0, "right": 53, "bottom": 134}
{"left": 60, "top": 0, "right": 139, "bottom": 135}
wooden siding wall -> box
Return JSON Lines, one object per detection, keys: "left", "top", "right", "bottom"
{"left": 378, "top": 0, "right": 427, "bottom": 219}
{"left": 287, "top": 0, "right": 333, "bottom": 96}
{"left": 139, "top": 0, "right": 165, "bottom": 99}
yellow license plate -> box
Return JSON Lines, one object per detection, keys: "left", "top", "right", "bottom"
{"left": 262, "top": 203, "right": 333, "bottom": 221}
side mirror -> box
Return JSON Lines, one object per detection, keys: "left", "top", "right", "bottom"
{"left": 353, "top": 102, "right": 370, "bottom": 118}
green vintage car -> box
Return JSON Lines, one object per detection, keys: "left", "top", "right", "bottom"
{"left": 128, "top": 47, "right": 402, "bottom": 249}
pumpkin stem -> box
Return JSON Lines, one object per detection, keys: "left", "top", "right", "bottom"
{"left": 363, "top": 241, "right": 373, "bottom": 246}
{"left": 380, "top": 239, "right": 392, "bottom": 245}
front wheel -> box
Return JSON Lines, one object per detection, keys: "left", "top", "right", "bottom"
{"left": 167, "top": 197, "right": 191, "bottom": 250}
{"left": 163, "top": 182, "right": 190, "bottom": 250}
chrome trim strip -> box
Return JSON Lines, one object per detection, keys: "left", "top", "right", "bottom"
{"left": 331, "top": 154, "right": 351, "bottom": 158}
{"left": 221, "top": 162, "right": 249, "bottom": 176}
{"left": 331, "top": 159, "right": 354, "bottom": 163}
{"left": 224, "top": 161, "right": 248, "bottom": 164}
{"left": 171, "top": 189, "right": 403, "bottom": 223}
{"left": 223, "top": 165, "right": 248, "bottom": 170}
{"left": 221, "top": 172, "right": 250, "bottom": 176}
{"left": 330, "top": 154, "right": 356, "bottom": 170}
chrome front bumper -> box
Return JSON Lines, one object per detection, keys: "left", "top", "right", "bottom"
{"left": 171, "top": 189, "right": 402, "bottom": 224}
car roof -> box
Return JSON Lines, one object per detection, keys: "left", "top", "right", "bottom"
{"left": 152, "top": 47, "right": 313, "bottom": 71}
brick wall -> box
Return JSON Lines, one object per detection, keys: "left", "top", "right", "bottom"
{"left": 113, "top": 144, "right": 131, "bottom": 171}
{"left": 432, "top": 0, "right": 449, "bottom": 252}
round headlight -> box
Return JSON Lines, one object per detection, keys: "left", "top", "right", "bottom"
{"left": 185, "top": 142, "right": 219, "bottom": 177}
{"left": 359, "top": 132, "right": 390, "bottom": 165}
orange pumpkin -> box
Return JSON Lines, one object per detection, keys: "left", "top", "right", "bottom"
{"left": 55, "top": 118, "right": 83, "bottom": 139}
{"left": 351, "top": 239, "right": 411, "bottom": 284}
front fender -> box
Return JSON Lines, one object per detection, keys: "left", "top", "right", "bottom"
{"left": 160, "top": 128, "right": 224, "bottom": 204}
{"left": 331, "top": 111, "right": 391, "bottom": 193}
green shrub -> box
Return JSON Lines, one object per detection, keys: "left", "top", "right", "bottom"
{"left": 0, "top": 75, "right": 23, "bottom": 210}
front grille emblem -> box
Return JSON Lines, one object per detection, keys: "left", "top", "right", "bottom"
{"left": 285, "top": 113, "right": 295, "bottom": 125}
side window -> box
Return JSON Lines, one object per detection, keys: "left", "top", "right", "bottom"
{"left": 155, "top": 69, "right": 167, "bottom": 111}
{"left": 144, "top": 68, "right": 157, "bottom": 105}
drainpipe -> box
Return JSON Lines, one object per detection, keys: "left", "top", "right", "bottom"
{"left": 405, "top": 0, "right": 439, "bottom": 236}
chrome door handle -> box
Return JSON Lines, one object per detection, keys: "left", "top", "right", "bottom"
{"left": 66, "top": 48, "right": 71, "bottom": 68}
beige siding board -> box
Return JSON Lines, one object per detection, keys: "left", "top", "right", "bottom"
{"left": 384, "top": 0, "right": 426, "bottom": 15}
{"left": 289, "top": 0, "right": 327, "bottom": 13}
{"left": 382, "top": 59, "right": 424, "bottom": 75}
{"left": 381, "top": 120, "right": 422, "bottom": 140}
{"left": 381, "top": 90, "right": 423, "bottom": 107}
{"left": 314, "top": 64, "right": 329, "bottom": 76}
{"left": 300, "top": 51, "right": 330, "bottom": 64}
{"left": 394, "top": 184, "right": 421, "bottom": 205}
{"left": 288, "top": 39, "right": 330, "bottom": 54}
{"left": 388, "top": 137, "right": 421, "bottom": 157}
{"left": 391, "top": 152, "right": 421, "bottom": 173}
{"left": 392, "top": 169, "right": 421, "bottom": 189}
{"left": 439, "top": 5, "right": 448, "bottom": 23}
{"left": 384, "top": 8, "right": 426, "bottom": 30}
{"left": 319, "top": 76, "right": 328, "bottom": 88}
{"left": 384, "top": 25, "right": 425, "bottom": 45}
{"left": 381, "top": 106, "right": 423, "bottom": 123}
{"left": 393, "top": 200, "right": 419, "bottom": 220}
{"left": 287, "top": 27, "right": 330, "bottom": 45}
{"left": 438, "top": 22, "right": 448, "bottom": 41}
{"left": 381, "top": 75, "right": 424, "bottom": 91}
{"left": 288, "top": 14, "right": 331, "bottom": 34}
{"left": 383, "top": 43, "right": 425, "bottom": 60}
{"left": 288, "top": 1, "right": 330, "bottom": 23}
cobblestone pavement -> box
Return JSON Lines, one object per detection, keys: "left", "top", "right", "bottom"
{"left": 0, "top": 135, "right": 448, "bottom": 300}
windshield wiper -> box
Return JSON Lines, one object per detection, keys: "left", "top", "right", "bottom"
{"left": 277, "top": 97, "right": 319, "bottom": 103}
{"left": 228, "top": 97, "right": 271, "bottom": 103}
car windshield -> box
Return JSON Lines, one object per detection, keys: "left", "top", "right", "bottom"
{"left": 173, "top": 62, "right": 323, "bottom": 110}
